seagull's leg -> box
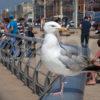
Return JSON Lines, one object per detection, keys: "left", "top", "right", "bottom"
{"left": 52, "top": 76, "right": 65, "bottom": 96}
{"left": 52, "top": 82, "right": 64, "bottom": 96}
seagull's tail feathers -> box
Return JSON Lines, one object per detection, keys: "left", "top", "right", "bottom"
{"left": 83, "top": 65, "right": 100, "bottom": 72}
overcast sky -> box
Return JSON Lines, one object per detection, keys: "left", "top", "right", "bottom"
{"left": 0, "top": 0, "right": 32, "bottom": 10}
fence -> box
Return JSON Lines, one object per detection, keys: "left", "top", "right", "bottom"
{"left": 0, "top": 33, "right": 58, "bottom": 97}
{"left": 0, "top": 32, "right": 87, "bottom": 100}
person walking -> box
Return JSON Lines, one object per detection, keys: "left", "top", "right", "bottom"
{"left": 0, "top": 18, "right": 9, "bottom": 33}
{"left": 64, "top": 17, "right": 68, "bottom": 28}
{"left": 7, "top": 15, "right": 18, "bottom": 56}
{"left": 8, "top": 15, "right": 18, "bottom": 35}
{"left": 80, "top": 16, "right": 91, "bottom": 47}
{"left": 25, "top": 26, "right": 37, "bottom": 57}
{"left": 86, "top": 39, "right": 100, "bottom": 85}
{"left": 17, "top": 17, "right": 25, "bottom": 35}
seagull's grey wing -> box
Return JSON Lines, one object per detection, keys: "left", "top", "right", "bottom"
{"left": 59, "top": 42, "right": 90, "bottom": 57}
{"left": 58, "top": 55, "right": 85, "bottom": 71}
{"left": 58, "top": 42, "right": 90, "bottom": 72}
{"left": 59, "top": 42, "right": 80, "bottom": 56}
{"left": 58, "top": 56, "right": 72, "bottom": 69}
{"left": 58, "top": 51, "right": 90, "bottom": 72}
{"left": 60, "top": 47, "right": 72, "bottom": 58}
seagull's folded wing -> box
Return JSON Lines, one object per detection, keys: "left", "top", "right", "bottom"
{"left": 59, "top": 51, "right": 90, "bottom": 72}
{"left": 58, "top": 55, "right": 85, "bottom": 72}
{"left": 60, "top": 42, "right": 90, "bottom": 56}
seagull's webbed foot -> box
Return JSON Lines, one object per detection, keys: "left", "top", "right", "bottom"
{"left": 52, "top": 91, "right": 63, "bottom": 96}
{"left": 52, "top": 82, "right": 64, "bottom": 96}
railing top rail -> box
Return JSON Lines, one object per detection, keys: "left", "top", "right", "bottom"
{"left": 3, "top": 33, "right": 43, "bottom": 43}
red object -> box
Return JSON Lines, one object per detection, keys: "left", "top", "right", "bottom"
{"left": 95, "top": 50, "right": 100, "bottom": 58}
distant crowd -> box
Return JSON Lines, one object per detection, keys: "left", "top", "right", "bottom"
{"left": 0, "top": 14, "right": 100, "bottom": 86}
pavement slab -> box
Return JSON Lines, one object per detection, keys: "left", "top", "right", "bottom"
{"left": 0, "top": 63, "right": 38, "bottom": 100}
{"left": 0, "top": 28, "right": 100, "bottom": 100}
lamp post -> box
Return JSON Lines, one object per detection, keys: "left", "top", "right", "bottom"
{"left": 6, "top": 8, "right": 9, "bottom": 12}
{"left": 43, "top": 0, "right": 46, "bottom": 19}
{"left": 32, "top": 0, "right": 35, "bottom": 27}
{"left": 83, "top": 0, "right": 86, "bottom": 18}
{"left": 5, "top": 8, "right": 9, "bottom": 18}
{"left": 73, "top": 0, "right": 78, "bottom": 28}
{"left": 60, "top": 0, "right": 63, "bottom": 23}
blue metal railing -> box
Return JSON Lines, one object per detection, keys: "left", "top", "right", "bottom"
{"left": 0, "top": 32, "right": 88, "bottom": 100}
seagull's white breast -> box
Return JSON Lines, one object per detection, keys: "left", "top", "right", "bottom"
{"left": 41, "top": 34, "right": 76, "bottom": 76}
{"left": 41, "top": 34, "right": 60, "bottom": 62}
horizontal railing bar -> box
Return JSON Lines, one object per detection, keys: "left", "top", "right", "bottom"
{"left": 3, "top": 33, "right": 43, "bottom": 43}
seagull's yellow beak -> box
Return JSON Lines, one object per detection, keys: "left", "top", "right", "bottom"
{"left": 58, "top": 27, "right": 68, "bottom": 33}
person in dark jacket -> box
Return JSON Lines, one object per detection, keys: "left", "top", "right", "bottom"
{"left": 80, "top": 16, "right": 91, "bottom": 47}
{"left": 26, "top": 26, "right": 37, "bottom": 57}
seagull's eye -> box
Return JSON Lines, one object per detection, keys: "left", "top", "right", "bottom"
{"left": 51, "top": 25, "right": 55, "bottom": 27}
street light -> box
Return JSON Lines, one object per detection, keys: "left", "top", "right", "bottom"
{"left": 32, "top": 0, "right": 35, "bottom": 26}
{"left": 4, "top": 8, "right": 9, "bottom": 18}
{"left": 60, "top": 0, "right": 63, "bottom": 23}
{"left": 6, "top": 8, "right": 9, "bottom": 12}
{"left": 73, "top": 0, "right": 78, "bottom": 28}
{"left": 43, "top": 0, "right": 46, "bottom": 19}
{"left": 83, "top": 0, "right": 86, "bottom": 18}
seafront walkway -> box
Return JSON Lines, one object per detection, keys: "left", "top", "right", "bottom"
{"left": 0, "top": 28, "right": 100, "bottom": 100}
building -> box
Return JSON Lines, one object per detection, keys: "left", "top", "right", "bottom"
{"left": 16, "top": 2, "right": 33, "bottom": 18}
{"left": 15, "top": 0, "right": 100, "bottom": 27}
{"left": 36, "top": 0, "right": 74, "bottom": 20}
{"left": 78, "top": 0, "right": 100, "bottom": 12}
{"left": 36, "top": 0, "right": 78, "bottom": 28}
{"left": 36, "top": 0, "right": 100, "bottom": 27}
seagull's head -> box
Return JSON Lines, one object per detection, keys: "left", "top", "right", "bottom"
{"left": 43, "top": 21, "right": 62, "bottom": 34}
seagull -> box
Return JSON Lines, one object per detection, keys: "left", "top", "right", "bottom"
{"left": 41, "top": 21, "right": 93, "bottom": 76}
{"left": 40, "top": 21, "right": 100, "bottom": 95}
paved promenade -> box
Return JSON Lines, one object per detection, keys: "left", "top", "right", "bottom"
{"left": 0, "top": 63, "right": 38, "bottom": 100}
{"left": 0, "top": 28, "right": 100, "bottom": 100}
{"left": 84, "top": 83, "right": 100, "bottom": 100}
{"left": 0, "top": 63, "right": 100, "bottom": 100}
